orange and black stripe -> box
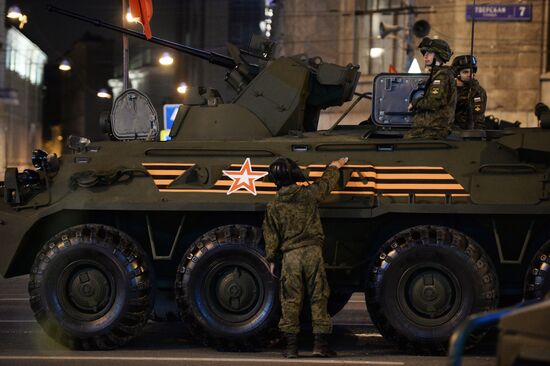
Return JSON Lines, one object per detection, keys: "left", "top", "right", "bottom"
{"left": 142, "top": 163, "right": 469, "bottom": 197}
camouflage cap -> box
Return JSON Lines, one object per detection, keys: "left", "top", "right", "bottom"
{"left": 418, "top": 37, "right": 452, "bottom": 63}
{"left": 452, "top": 55, "right": 478, "bottom": 75}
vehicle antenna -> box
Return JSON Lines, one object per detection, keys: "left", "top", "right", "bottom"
{"left": 467, "top": 0, "right": 477, "bottom": 129}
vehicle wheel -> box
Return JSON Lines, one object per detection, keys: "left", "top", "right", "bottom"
{"left": 28, "top": 224, "right": 154, "bottom": 350}
{"left": 175, "top": 225, "right": 279, "bottom": 349}
{"left": 524, "top": 240, "right": 550, "bottom": 300}
{"left": 366, "top": 225, "right": 498, "bottom": 354}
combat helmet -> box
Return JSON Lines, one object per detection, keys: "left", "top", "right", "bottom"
{"left": 451, "top": 54, "right": 478, "bottom": 76}
{"left": 269, "top": 157, "right": 307, "bottom": 187}
{"left": 418, "top": 37, "right": 452, "bottom": 63}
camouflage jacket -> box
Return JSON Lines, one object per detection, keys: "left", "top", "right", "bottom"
{"left": 454, "top": 79, "right": 487, "bottom": 129}
{"left": 263, "top": 166, "right": 340, "bottom": 262}
{"left": 407, "top": 65, "right": 457, "bottom": 139}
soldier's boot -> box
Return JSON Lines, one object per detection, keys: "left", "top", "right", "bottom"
{"left": 283, "top": 333, "right": 298, "bottom": 358}
{"left": 312, "top": 334, "right": 336, "bottom": 357}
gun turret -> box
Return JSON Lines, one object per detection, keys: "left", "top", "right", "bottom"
{"left": 50, "top": 5, "right": 361, "bottom": 138}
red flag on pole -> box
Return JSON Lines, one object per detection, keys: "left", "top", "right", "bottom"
{"left": 130, "top": 0, "right": 153, "bottom": 39}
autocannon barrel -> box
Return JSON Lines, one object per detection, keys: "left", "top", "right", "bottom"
{"left": 47, "top": 5, "right": 239, "bottom": 70}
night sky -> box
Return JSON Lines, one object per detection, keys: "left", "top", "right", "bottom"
{"left": 13, "top": 1, "right": 157, "bottom": 64}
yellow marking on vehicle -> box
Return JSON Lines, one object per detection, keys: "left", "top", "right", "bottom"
{"left": 214, "top": 181, "right": 277, "bottom": 188}
{"left": 350, "top": 172, "right": 455, "bottom": 180}
{"left": 230, "top": 164, "right": 270, "bottom": 168}
{"left": 345, "top": 181, "right": 376, "bottom": 188}
{"left": 142, "top": 163, "right": 195, "bottom": 167}
{"left": 375, "top": 183, "right": 465, "bottom": 190}
{"left": 382, "top": 193, "right": 471, "bottom": 197}
{"left": 375, "top": 166, "right": 444, "bottom": 170}
{"left": 147, "top": 169, "right": 187, "bottom": 176}
{"left": 153, "top": 179, "right": 175, "bottom": 186}
{"left": 148, "top": 162, "right": 469, "bottom": 196}
{"left": 159, "top": 189, "right": 277, "bottom": 195}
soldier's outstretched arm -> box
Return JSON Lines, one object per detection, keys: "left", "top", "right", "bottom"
{"left": 308, "top": 157, "right": 348, "bottom": 201}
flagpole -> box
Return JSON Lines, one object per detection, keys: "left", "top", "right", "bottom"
{"left": 122, "top": 0, "right": 129, "bottom": 91}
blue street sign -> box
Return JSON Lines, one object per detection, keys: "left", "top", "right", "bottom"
{"left": 162, "top": 104, "right": 182, "bottom": 141}
{"left": 466, "top": 4, "right": 532, "bottom": 21}
{"left": 163, "top": 104, "right": 182, "bottom": 130}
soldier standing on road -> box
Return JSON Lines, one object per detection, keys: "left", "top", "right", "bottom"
{"left": 263, "top": 156, "right": 348, "bottom": 359}
{"left": 405, "top": 37, "right": 457, "bottom": 139}
{"left": 452, "top": 55, "right": 487, "bottom": 130}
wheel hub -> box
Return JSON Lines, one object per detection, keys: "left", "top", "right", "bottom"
{"left": 68, "top": 268, "right": 111, "bottom": 313}
{"left": 216, "top": 267, "right": 257, "bottom": 312}
{"left": 408, "top": 271, "right": 453, "bottom": 318}
{"left": 58, "top": 260, "right": 116, "bottom": 321}
{"left": 397, "top": 264, "right": 462, "bottom": 326}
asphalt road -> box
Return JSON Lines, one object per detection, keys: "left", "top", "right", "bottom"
{"left": 0, "top": 276, "right": 495, "bottom": 366}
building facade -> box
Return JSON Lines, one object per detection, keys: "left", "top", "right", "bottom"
{"left": 275, "top": 0, "right": 549, "bottom": 129}
{"left": 59, "top": 33, "right": 114, "bottom": 142}
{"left": 0, "top": 15, "right": 47, "bottom": 179}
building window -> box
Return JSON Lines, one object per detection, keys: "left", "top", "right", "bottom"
{"left": 354, "top": 0, "right": 406, "bottom": 75}
{"left": 5, "top": 28, "right": 47, "bottom": 85}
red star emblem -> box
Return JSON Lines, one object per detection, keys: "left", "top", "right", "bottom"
{"left": 223, "top": 158, "right": 268, "bottom": 195}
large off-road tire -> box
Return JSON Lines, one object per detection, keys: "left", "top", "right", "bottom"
{"left": 366, "top": 225, "right": 498, "bottom": 354}
{"left": 28, "top": 224, "right": 154, "bottom": 350}
{"left": 175, "top": 225, "right": 279, "bottom": 350}
{"left": 524, "top": 240, "right": 550, "bottom": 300}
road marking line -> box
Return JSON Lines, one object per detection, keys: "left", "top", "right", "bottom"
{"left": 0, "top": 298, "right": 28, "bottom": 301}
{"left": 0, "top": 356, "right": 404, "bottom": 365}
{"left": 354, "top": 333, "right": 384, "bottom": 338}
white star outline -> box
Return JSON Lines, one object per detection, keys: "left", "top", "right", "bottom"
{"left": 222, "top": 158, "right": 269, "bottom": 195}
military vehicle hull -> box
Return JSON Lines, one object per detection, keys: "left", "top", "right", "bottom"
{"left": 2, "top": 127, "right": 550, "bottom": 351}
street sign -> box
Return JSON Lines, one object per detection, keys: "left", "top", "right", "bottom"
{"left": 162, "top": 104, "right": 182, "bottom": 141}
{"left": 466, "top": 4, "right": 532, "bottom": 21}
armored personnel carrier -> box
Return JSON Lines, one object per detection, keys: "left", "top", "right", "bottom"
{"left": 1, "top": 6, "right": 549, "bottom": 353}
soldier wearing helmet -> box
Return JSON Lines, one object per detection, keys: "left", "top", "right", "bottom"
{"left": 405, "top": 37, "right": 457, "bottom": 139}
{"left": 452, "top": 55, "right": 487, "bottom": 129}
{"left": 263, "top": 156, "right": 348, "bottom": 358}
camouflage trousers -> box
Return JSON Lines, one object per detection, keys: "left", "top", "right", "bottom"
{"left": 278, "top": 245, "right": 332, "bottom": 334}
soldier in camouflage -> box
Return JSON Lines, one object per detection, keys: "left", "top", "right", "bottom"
{"left": 263, "top": 156, "right": 348, "bottom": 358}
{"left": 452, "top": 55, "right": 487, "bottom": 129}
{"left": 404, "top": 37, "right": 457, "bottom": 140}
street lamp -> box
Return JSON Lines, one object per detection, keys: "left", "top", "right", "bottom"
{"left": 6, "top": 5, "right": 22, "bottom": 19}
{"left": 97, "top": 88, "right": 112, "bottom": 99}
{"left": 369, "top": 48, "right": 384, "bottom": 58}
{"left": 126, "top": 8, "right": 139, "bottom": 23}
{"left": 177, "top": 82, "right": 188, "bottom": 94}
{"left": 6, "top": 5, "right": 27, "bottom": 29}
{"left": 58, "top": 59, "right": 71, "bottom": 71}
{"left": 158, "top": 52, "right": 174, "bottom": 66}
